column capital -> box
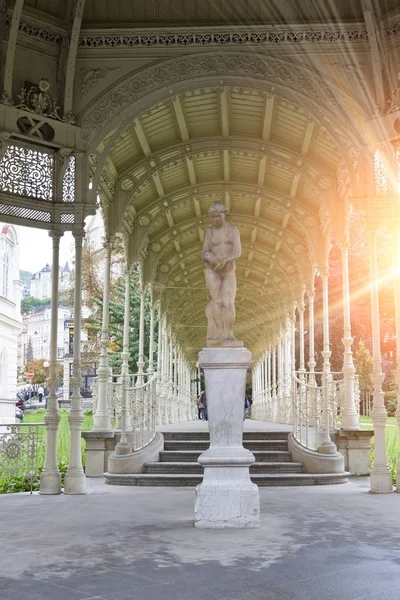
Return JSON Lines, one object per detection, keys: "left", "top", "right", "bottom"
{"left": 73, "top": 229, "right": 85, "bottom": 243}
{"left": 48, "top": 229, "right": 64, "bottom": 243}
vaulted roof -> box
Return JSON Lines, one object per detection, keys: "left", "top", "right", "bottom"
{"left": 89, "top": 82, "right": 354, "bottom": 360}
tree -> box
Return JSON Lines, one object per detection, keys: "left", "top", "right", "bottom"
{"left": 24, "top": 359, "right": 62, "bottom": 385}
{"left": 67, "top": 239, "right": 158, "bottom": 375}
{"left": 26, "top": 336, "right": 33, "bottom": 362}
{"left": 21, "top": 296, "right": 52, "bottom": 315}
{"left": 353, "top": 339, "right": 373, "bottom": 396}
{"left": 89, "top": 267, "right": 158, "bottom": 373}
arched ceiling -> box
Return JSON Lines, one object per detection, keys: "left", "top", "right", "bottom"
{"left": 92, "top": 85, "right": 353, "bottom": 362}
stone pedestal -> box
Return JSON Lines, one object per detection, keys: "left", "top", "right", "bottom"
{"left": 194, "top": 347, "right": 260, "bottom": 529}
{"left": 336, "top": 429, "right": 374, "bottom": 476}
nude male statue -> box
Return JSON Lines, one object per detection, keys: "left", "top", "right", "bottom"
{"left": 202, "top": 202, "right": 243, "bottom": 347}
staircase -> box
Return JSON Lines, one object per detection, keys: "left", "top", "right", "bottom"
{"left": 105, "top": 430, "right": 348, "bottom": 486}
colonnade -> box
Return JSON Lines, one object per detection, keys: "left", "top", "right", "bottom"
{"left": 155, "top": 317, "right": 197, "bottom": 425}
{"left": 251, "top": 242, "right": 359, "bottom": 448}
{"left": 93, "top": 255, "right": 197, "bottom": 437}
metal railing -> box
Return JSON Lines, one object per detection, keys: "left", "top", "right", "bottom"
{"left": 0, "top": 423, "right": 46, "bottom": 493}
{"left": 127, "top": 372, "right": 158, "bottom": 450}
{"left": 92, "top": 372, "right": 158, "bottom": 451}
{"left": 292, "top": 370, "right": 360, "bottom": 450}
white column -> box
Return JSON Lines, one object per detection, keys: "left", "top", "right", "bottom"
{"left": 137, "top": 285, "right": 145, "bottom": 384}
{"left": 340, "top": 239, "right": 359, "bottom": 430}
{"left": 307, "top": 286, "right": 316, "bottom": 384}
{"left": 283, "top": 317, "right": 292, "bottom": 424}
{"left": 40, "top": 231, "right": 62, "bottom": 494}
{"left": 271, "top": 344, "right": 277, "bottom": 421}
{"left": 115, "top": 266, "right": 132, "bottom": 455}
{"left": 173, "top": 346, "right": 178, "bottom": 422}
{"left": 93, "top": 240, "right": 112, "bottom": 431}
{"left": 197, "top": 364, "right": 201, "bottom": 396}
{"left": 299, "top": 286, "right": 306, "bottom": 375}
{"left": 266, "top": 350, "right": 271, "bottom": 419}
{"left": 64, "top": 231, "right": 86, "bottom": 494}
{"left": 277, "top": 334, "right": 283, "bottom": 422}
{"left": 159, "top": 318, "right": 168, "bottom": 423}
{"left": 368, "top": 232, "right": 392, "bottom": 493}
{"left": 155, "top": 308, "right": 163, "bottom": 426}
{"left": 148, "top": 289, "right": 155, "bottom": 375}
{"left": 394, "top": 230, "right": 400, "bottom": 492}
{"left": 319, "top": 268, "right": 336, "bottom": 454}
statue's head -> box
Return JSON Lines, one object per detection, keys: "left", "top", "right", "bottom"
{"left": 209, "top": 202, "right": 228, "bottom": 227}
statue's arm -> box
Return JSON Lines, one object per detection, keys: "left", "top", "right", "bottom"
{"left": 230, "top": 227, "right": 241, "bottom": 261}
{"left": 202, "top": 229, "right": 216, "bottom": 265}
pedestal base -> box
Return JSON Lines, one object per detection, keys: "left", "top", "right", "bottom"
{"left": 194, "top": 347, "right": 260, "bottom": 529}
{"left": 195, "top": 466, "right": 260, "bottom": 529}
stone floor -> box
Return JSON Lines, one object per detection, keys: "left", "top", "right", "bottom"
{"left": 1, "top": 474, "right": 400, "bottom": 600}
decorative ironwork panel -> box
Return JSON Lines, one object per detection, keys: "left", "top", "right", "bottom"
{"left": 61, "top": 213, "right": 75, "bottom": 224}
{"left": 0, "top": 144, "right": 53, "bottom": 201}
{"left": 0, "top": 423, "right": 46, "bottom": 493}
{"left": 374, "top": 150, "right": 388, "bottom": 196}
{"left": 62, "top": 156, "right": 76, "bottom": 202}
{"left": 0, "top": 203, "right": 51, "bottom": 222}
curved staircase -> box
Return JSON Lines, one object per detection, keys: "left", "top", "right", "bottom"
{"left": 105, "top": 430, "right": 348, "bottom": 486}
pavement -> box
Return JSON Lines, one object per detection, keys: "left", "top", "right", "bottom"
{"left": 1, "top": 475, "right": 400, "bottom": 600}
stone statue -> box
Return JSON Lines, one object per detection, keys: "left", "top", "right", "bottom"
{"left": 202, "top": 202, "right": 243, "bottom": 347}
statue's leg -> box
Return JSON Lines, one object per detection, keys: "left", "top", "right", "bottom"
{"left": 205, "top": 268, "right": 223, "bottom": 339}
{"left": 221, "top": 270, "right": 237, "bottom": 339}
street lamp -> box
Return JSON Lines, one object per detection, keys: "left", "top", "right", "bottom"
{"left": 43, "top": 360, "right": 49, "bottom": 386}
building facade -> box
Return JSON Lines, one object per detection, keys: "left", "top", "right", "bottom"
{"left": 0, "top": 223, "right": 23, "bottom": 423}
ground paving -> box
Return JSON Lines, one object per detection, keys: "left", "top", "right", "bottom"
{"left": 1, "top": 421, "right": 400, "bottom": 599}
{"left": 2, "top": 472, "right": 400, "bottom": 600}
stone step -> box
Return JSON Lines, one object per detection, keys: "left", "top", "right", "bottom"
{"left": 105, "top": 472, "right": 349, "bottom": 487}
{"left": 145, "top": 461, "right": 304, "bottom": 474}
{"left": 160, "top": 450, "right": 293, "bottom": 462}
{"left": 162, "top": 431, "right": 290, "bottom": 441}
{"left": 163, "top": 440, "right": 288, "bottom": 451}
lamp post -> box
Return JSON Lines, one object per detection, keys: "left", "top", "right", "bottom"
{"left": 43, "top": 360, "right": 50, "bottom": 408}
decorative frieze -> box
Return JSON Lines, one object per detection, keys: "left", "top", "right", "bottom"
{"left": 78, "top": 28, "right": 369, "bottom": 49}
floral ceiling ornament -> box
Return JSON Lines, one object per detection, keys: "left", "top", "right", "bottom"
{"left": 80, "top": 68, "right": 118, "bottom": 97}
{"left": 1, "top": 79, "right": 76, "bottom": 124}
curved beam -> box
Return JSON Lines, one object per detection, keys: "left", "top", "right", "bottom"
{"left": 2, "top": 0, "right": 23, "bottom": 101}
{"left": 61, "top": 0, "right": 86, "bottom": 115}
{"left": 81, "top": 53, "right": 367, "bottom": 154}
{"left": 131, "top": 183, "right": 319, "bottom": 259}
{"left": 148, "top": 213, "right": 309, "bottom": 276}
{"left": 118, "top": 135, "right": 335, "bottom": 181}
{"left": 122, "top": 149, "right": 331, "bottom": 225}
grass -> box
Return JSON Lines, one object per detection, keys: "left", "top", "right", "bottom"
{"left": 23, "top": 408, "right": 93, "bottom": 463}
{"left": 0, "top": 408, "right": 94, "bottom": 494}
{"left": 359, "top": 415, "right": 399, "bottom": 484}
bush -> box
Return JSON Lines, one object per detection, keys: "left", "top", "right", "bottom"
{"left": 384, "top": 391, "right": 398, "bottom": 417}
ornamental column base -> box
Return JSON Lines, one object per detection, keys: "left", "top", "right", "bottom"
{"left": 194, "top": 347, "right": 260, "bottom": 529}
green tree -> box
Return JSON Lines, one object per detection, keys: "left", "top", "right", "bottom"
{"left": 21, "top": 296, "right": 52, "bottom": 315}
{"left": 68, "top": 239, "right": 158, "bottom": 375}
{"left": 353, "top": 339, "right": 373, "bottom": 396}
{"left": 26, "top": 336, "right": 33, "bottom": 362}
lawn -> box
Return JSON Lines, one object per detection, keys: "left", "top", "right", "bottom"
{"left": 0, "top": 408, "right": 94, "bottom": 494}
{"left": 359, "top": 415, "right": 399, "bottom": 483}
{"left": 23, "top": 408, "right": 93, "bottom": 464}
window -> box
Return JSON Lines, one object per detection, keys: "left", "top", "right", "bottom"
{"left": 2, "top": 252, "right": 9, "bottom": 297}
{"left": 0, "top": 348, "right": 7, "bottom": 396}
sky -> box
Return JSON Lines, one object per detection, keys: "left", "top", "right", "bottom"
{"left": 18, "top": 226, "right": 74, "bottom": 273}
